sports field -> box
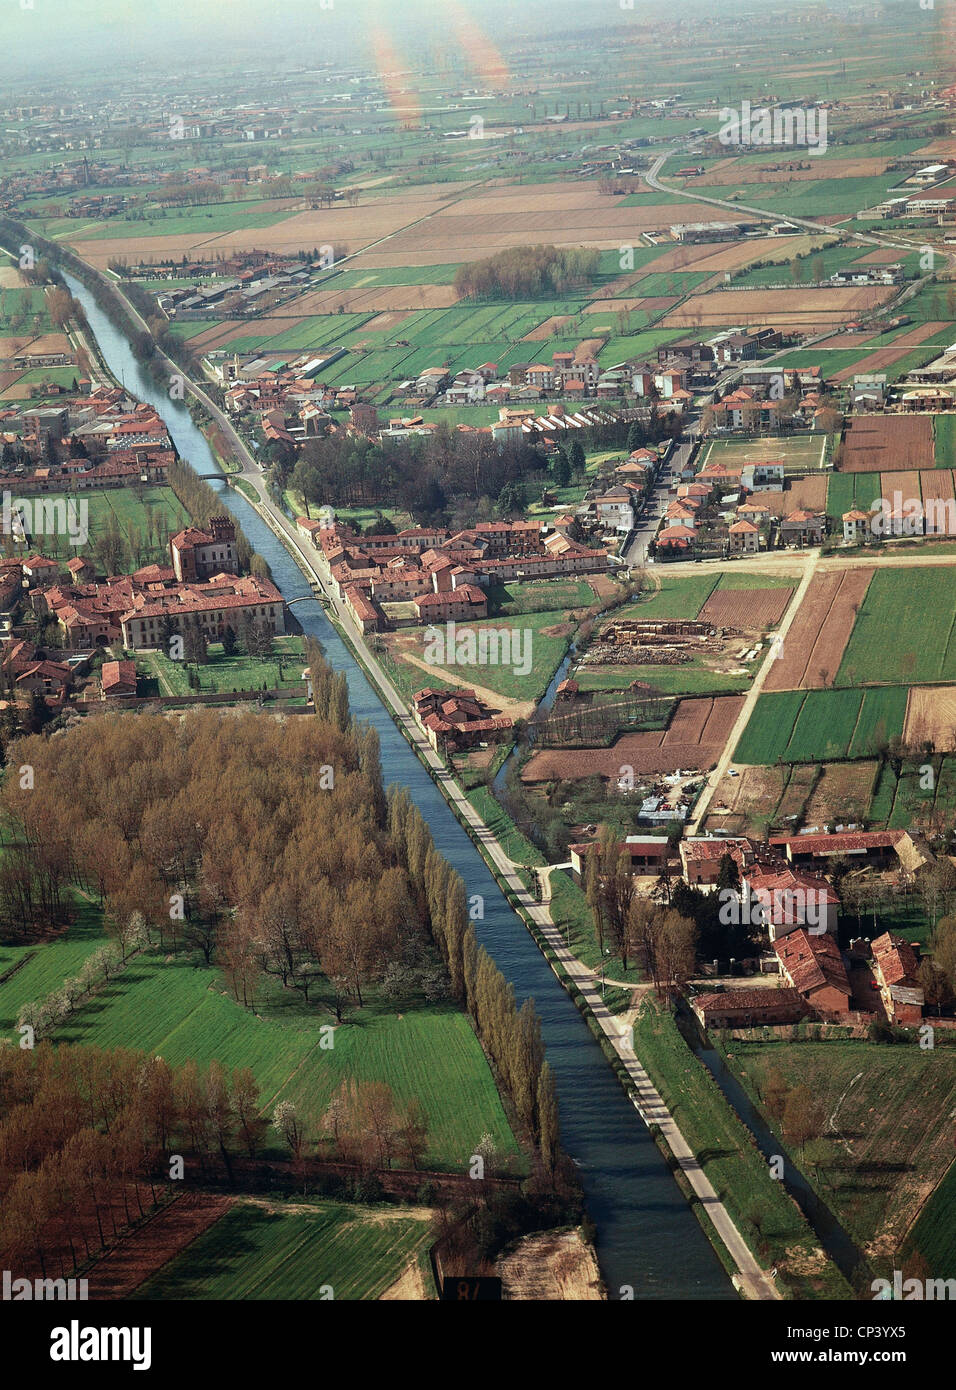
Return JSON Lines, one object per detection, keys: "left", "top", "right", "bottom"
{"left": 697, "top": 434, "right": 830, "bottom": 472}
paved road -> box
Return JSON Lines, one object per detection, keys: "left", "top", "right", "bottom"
{"left": 644, "top": 149, "right": 944, "bottom": 260}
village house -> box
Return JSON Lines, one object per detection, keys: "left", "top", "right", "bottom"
{"left": 12, "top": 657, "right": 73, "bottom": 700}
{"left": 100, "top": 658, "right": 137, "bottom": 698}
{"left": 774, "top": 928, "right": 852, "bottom": 1020}
{"left": 780, "top": 509, "right": 826, "bottom": 547}
{"left": 871, "top": 932, "right": 924, "bottom": 1025}
{"left": 118, "top": 572, "right": 285, "bottom": 649}
{"left": 729, "top": 518, "right": 760, "bottom": 553}
{"left": 842, "top": 508, "right": 876, "bottom": 543}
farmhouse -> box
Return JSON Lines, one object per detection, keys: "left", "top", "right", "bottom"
{"left": 772, "top": 829, "right": 905, "bottom": 870}
{"left": 100, "top": 659, "right": 137, "bottom": 698}
{"left": 12, "top": 657, "right": 73, "bottom": 699}
{"left": 570, "top": 836, "right": 671, "bottom": 879}
{"left": 413, "top": 686, "right": 513, "bottom": 753}
{"left": 692, "top": 987, "right": 806, "bottom": 1029}
{"left": 774, "top": 928, "right": 852, "bottom": 1020}
{"left": 679, "top": 836, "right": 758, "bottom": 887}
{"left": 739, "top": 864, "right": 840, "bottom": 940}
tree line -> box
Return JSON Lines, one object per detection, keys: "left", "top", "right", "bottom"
{"left": 0, "top": 1043, "right": 265, "bottom": 1278}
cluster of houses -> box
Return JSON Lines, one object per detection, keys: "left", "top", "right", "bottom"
{"left": 0, "top": 389, "right": 175, "bottom": 491}
{"left": 156, "top": 254, "right": 314, "bottom": 321}
{"left": 652, "top": 455, "right": 828, "bottom": 558}
{"left": 221, "top": 357, "right": 336, "bottom": 446}
{"left": 571, "top": 828, "right": 934, "bottom": 1030}
{"left": 28, "top": 518, "right": 283, "bottom": 652}
{"left": 298, "top": 515, "right": 610, "bottom": 634}
{"left": 583, "top": 445, "right": 670, "bottom": 534}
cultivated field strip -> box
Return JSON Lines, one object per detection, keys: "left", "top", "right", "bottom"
{"left": 697, "top": 586, "right": 793, "bottom": 631}
{"left": 733, "top": 686, "right": 908, "bottom": 764}
{"left": 763, "top": 568, "right": 873, "bottom": 691}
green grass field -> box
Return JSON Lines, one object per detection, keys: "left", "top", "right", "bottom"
{"left": 0, "top": 896, "right": 106, "bottom": 1036}
{"left": 733, "top": 686, "right": 907, "bottom": 764}
{"left": 138, "top": 636, "right": 306, "bottom": 696}
{"left": 575, "top": 661, "right": 751, "bottom": 698}
{"left": 26, "top": 485, "right": 190, "bottom": 564}
{"left": 487, "top": 578, "right": 599, "bottom": 615}
{"left": 618, "top": 574, "right": 720, "bottom": 621}
{"left": 0, "top": 285, "right": 53, "bottom": 334}
{"left": 934, "top": 415, "right": 956, "bottom": 470}
{"left": 826, "top": 471, "right": 881, "bottom": 521}
{"left": 59, "top": 955, "right": 518, "bottom": 1167}
{"left": 385, "top": 609, "right": 572, "bottom": 708}
{"left": 55, "top": 199, "right": 301, "bottom": 241}
{"left": 836, "top": 569, "right": 956, "bottom": 686}
{"left": 53, "top": 951, "right": 517, "bottom": 1171}
{"left": 901, "top": 1159, "right": 956, "bottom": 1280}
{"left": 724, "top": 1039, "right": 956, "bottom": 1276}
{"left": 135, "top": 1200, "right": 434, "bottom": 1300}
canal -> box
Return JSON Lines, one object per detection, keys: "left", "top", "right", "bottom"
{"left": 66, "top": 273, "right": 734, "bottom": 1300}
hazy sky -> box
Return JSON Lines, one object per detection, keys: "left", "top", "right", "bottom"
{"left": 0, "top": 0, "right": 928, "bottom": 91}
{"left": 0, "top": 0, "right": 738, "bottom": 86}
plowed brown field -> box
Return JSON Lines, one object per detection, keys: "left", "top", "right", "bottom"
{"left": 698, "top": 586, "right": 793, "bottom": 630}
{"left": 841, "top": 415, "right": 935, "bottom": 471}
{"left": 86, "top": 1193, "right": 233, "bottom": 1299}
{"left": 879, "top": 470, "right": 923, "bottom": 505}
{"left": 520, "top": 695, "right": 744, "bottom": 781}
{"left": 903, "top": 686, "right": 956, "bottom": 750}
{"left": 662, "top": 286, "right": 893, "bottom": 330}
{"left": 763, "top": 567, "right": 873, "bottom": 690}
{"left": 755, "top": 477, "right": 828, "bottom": 517}
{"left": 917, "top": 470, "right": 956, "bottom": 534}
{"left": 804, "top": 761, "right": 879, "bottom": 822}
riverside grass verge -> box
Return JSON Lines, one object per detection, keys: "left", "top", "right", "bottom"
{"left": 631, "top": 1000, "right": 854, "bottom": 1301}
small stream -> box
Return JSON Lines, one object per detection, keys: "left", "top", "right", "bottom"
{"left": 680, "top": 1006, "right": 867, "bottom": 1288}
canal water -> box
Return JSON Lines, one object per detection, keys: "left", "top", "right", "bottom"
{"left": 67, "top": 274, "right": 734, "bottom": 1300}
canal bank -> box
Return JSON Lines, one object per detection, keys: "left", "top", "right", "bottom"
{"left": 63, "top": 269, "right": 739, "bottom": 1300}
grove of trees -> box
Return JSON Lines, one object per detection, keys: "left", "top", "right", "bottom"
{"left": 454, "top": 245, "right": 601, "bottom": 300}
